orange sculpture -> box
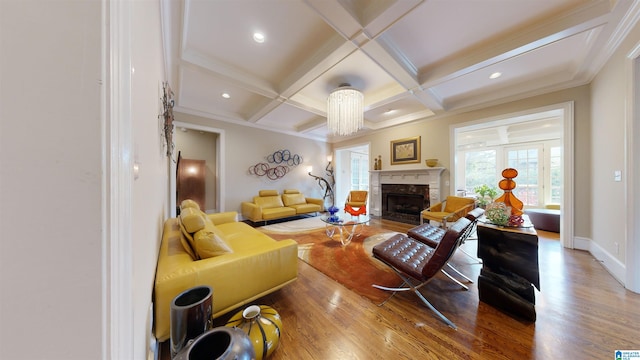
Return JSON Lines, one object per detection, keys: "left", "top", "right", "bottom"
{"left": 494, "top": 168, "right": 524, "bottom": 216}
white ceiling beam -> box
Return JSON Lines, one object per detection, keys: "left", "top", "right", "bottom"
{"left": 278, "top": 36, "right": 358, "bottom": 99}
{"left": 181, "top": 48, "right": 278, "bottom": 99}
{"left": 419, "top": 0, "right": 611, "bottom": 87}
{"left": 359, "top": 0, "right": 424, "bottom": 39}
{"left": 573, "top": 0, "right": 640, "bottom": 82}
{"left": 296, "top": 117, "right": 327, "bottom": 133}
{"left": 303, "top": 0, "right": 363, "bottom": 42}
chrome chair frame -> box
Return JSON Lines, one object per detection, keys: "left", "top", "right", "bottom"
{"left": 372, "top": 217, "right": 473, "bottom": 329}
{"left": 406, "top": 208, "right": 484, "bottom": 290}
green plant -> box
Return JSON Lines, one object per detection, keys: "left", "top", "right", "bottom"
{"left": 473, "top": 184, "right": 499, "bottom": 207}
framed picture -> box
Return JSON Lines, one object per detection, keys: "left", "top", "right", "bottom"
{"left": 390, "top": 136, "right": 421, "bottom": 165}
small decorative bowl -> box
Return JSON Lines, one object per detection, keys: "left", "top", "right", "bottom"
{"left": 425, "top": 159, "right": 438, "bottom": 167}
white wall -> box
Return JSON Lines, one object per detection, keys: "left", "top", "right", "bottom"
{"left": 0, "top": 1, "right": 104, "bottom": 358}
{"left": 0, "top": 1, "right": 168, "bottom": 359}
{"left": 590, "top": 19, "right": 640, "bottom": 285}
{"left": 175, "top": 112, "right": 331, "bottom": 212}
{"left": 335, "top": 86, "right": 593, "bottom": 238}
{"left": 131, "top": 1, "right": 168, "bottom": 359}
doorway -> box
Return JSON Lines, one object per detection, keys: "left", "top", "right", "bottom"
{"left": 171, "top": 121, "right": 225, "bottom": 216}
{"left": 334, "top": 143, "right": 370, "bottom": 209}
{"left": 451, "top": 102, "right": 574, "bottom": 248}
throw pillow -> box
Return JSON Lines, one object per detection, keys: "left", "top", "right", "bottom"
{"left": 180, "top": 199, "right": 200, "bottom": 211}
{"left": 177, "top": 218, "right": 197, "bottom": 260}
{"left": 255, "top": 195, "right": 285, "bottom": 209}
{"left": 180, "top": 207, "right": 206, "bottom": 233}
{"left": 283, "top": 193, "right": 306, "bottom": 206}
{"left": 193, "top": 223, "right": 233, "bottom": 259}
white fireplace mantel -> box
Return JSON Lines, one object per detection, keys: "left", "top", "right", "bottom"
{"left": 369, "top": 168, "right": 445, "bottom": 217}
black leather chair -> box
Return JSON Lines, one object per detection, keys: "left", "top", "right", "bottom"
{"left": 406, "top": 208, "right": 485, "bottom": 289}
{"left": 372, "top": 217, "right": 473, "bottom": 329}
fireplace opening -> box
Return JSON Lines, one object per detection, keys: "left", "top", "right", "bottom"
{"left": 382, "top": 184, "right": 429, "bottom": 225}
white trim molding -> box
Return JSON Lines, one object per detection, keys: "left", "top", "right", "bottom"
{"left": 104, "top": 0, "right": 134, "bottom": 358}
{"left": 624, "top": 40, "right": 640, "bottom": 293}
{"left": 574, "top": 237, "right": 626, "bottom": 286}
{"left": 171, "top": 121, "right": 226, "bottom": 216}
{"left": 449, "top": 102, "right": 575, "bottom": 249}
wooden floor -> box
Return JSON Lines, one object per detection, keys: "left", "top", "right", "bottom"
{"left": 161, "top": 219, "right": 640, "bottom": 359}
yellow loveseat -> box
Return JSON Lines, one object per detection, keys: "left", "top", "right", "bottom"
{"left": 154, "top": 200, "right": 298, "bottom": 342}
{"left": 241, "top": 189, "right": 324, "bottom": 224}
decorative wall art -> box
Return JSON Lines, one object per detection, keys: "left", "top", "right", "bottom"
{"left": 160, "top": 81, "right": 175, "bottom": 158}
{"left": 307, "top": 157, "right": 335, "bottom": 207}
{"left": 390, "top": 136, "right": 421, "bottom": 165}
{"left": 249, "top": 149, "right": 303, "bottom": 180}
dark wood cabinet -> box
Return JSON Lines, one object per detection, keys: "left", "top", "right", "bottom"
{"left": 476, "top": 217, "right": 539, "bottom": 321}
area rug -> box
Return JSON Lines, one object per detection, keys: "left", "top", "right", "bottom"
{"left": 259, "top": 221, "right": 404, "bottom": 304}
{"left": 259, "top": 216, "right": 326, "bottom": 233}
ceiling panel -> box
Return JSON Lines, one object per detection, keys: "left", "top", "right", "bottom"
{"left": 431, "top": 30, "right": 595, "bottom": 106}
{"left": 184, "top": 0, "right": 336, "bottom": 85}
{"left": 179, "top": 66, "right": 273, "bottom": 120}
{"left": 161, "top": 0, "right": 638, "bottom": 142}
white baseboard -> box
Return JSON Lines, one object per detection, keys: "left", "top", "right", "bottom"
{"left": 573, "top": 236, "right": 626, "bottom": 286}
{"left": 147, "top": 303, "right": 158, "bottom": 360}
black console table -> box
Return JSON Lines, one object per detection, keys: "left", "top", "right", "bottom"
{"left": 476, "top": 216, "right": 539, "bottom": 321}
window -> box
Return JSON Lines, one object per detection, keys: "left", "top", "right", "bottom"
{"left": 506, "top": 145, "right": 542, "bottom": 206}
{"left": 549, "top": 146, "right": 562, "bottom": 204}
{"left": 457, "top": 142, "right": 559, "bottom": 207}
{"left": 350, "top": 152, "right": 369, "bottom": 191}
{"left": 460, "top": 149, "right": 498, "bottom": 193}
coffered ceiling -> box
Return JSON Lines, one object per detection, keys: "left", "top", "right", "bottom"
{"left": 161, "top": 0, "right": 639, "bottom": 142}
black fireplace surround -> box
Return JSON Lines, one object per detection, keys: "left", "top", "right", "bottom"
{"left": 382, "top": 184, "right": 430, "bottom": 225}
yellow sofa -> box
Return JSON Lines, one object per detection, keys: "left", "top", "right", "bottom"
{"left": 154, "top": 201, "right": 298, "bottom": 342}
{"left": 241, "top": 189, "right": 324, "bottom": 224}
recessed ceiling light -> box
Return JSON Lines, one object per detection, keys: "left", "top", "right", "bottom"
{"left": 384, "top": 109, "right": 395, "bottom": 115}
{"left": 221, "top": 92, "right": 230, "bottom": 99}
{"left": 253, "top": 32, "right": 265, "bottom": 43}
{"left": 489, "top": 72, "right": 502, "bottom": 79}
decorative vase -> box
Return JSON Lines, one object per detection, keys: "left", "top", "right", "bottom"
{"left": 225, "top": 305, "right": 282, "bottom": 360}
{"left": 173, "top": 326, "right": 256, "bottom": 360}
{"left": 170, "top": 286, "right": 213, "bottom": 358}
{"left": 328, "top": 205, "right": 340, "bottom": 222}
{"left": 485, "top": 202, "right": 511, "bottom": 226}
{"left": 494, "top": 168, "right": 524, "bottom": 216}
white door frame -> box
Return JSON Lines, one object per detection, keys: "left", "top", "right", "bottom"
{"left": 170, "top": 121, "right": 226, "bottom": 216}
{"left": 450, "top": 102, "right": 574, "bottom": 249}
{"left": 625, "top": 42, "right": 640, "bottom": 293}
{"left": 334, "top": 143, "right": 371, "bottom": 209}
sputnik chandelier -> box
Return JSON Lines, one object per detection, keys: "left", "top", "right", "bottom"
{"left": 326, "top": 83, "right": 364, "bottom": 136}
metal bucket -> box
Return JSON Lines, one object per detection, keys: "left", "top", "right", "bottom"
{"left": 170, "top": 286, "right": 213, "bottom": 358}
{"left": 173, "top": 327, "right": 255, "bottom": 360}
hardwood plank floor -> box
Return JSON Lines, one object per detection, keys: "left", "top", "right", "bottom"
{"left": 161, "top": 218, "right": 640, "bottom": 359}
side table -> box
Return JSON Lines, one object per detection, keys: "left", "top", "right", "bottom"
{"left": 476, "top": 215, "right": 540, "bottom": 321}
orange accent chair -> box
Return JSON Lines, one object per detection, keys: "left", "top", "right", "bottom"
{"left": 344, "top": 190, "right": 368, "bottom": 216}
{"left": 421, "top": 196, "right": 475, "bottom": 227}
